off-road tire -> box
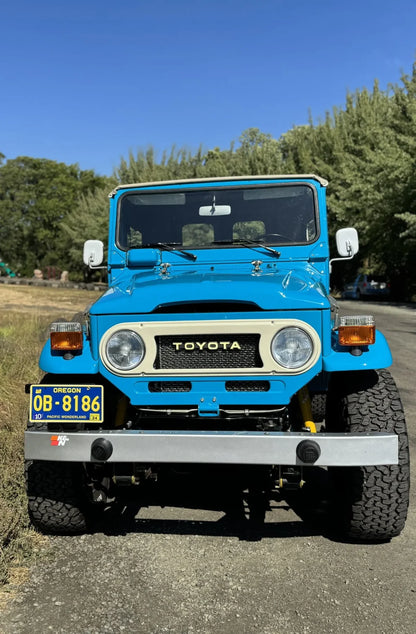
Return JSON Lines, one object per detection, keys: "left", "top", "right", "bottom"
{"left": 311, "top": 393, "right": 326, "bottom": 423}
{"left": 326, "top": 369, "right": 409, "bottom": 541}
{"left": 26, "top": 460, "right": 90, "bottom": 534}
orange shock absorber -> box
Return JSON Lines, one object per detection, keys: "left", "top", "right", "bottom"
{"left": 297, "top": 386, "right": 317, "bottom": 433}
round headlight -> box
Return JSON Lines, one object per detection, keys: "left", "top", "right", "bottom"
{"left": 271, "top": 327, "right": 313, "bottom": 369}
{"left": 106, "top": 330, "right": 144, "bottom": 370}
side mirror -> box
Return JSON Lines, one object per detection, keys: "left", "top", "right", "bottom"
{"left": 83, "top": 240, "right": 104, "bottom": 267}
{"left": 335, "top": 228, "right": 359, "bottom": 257}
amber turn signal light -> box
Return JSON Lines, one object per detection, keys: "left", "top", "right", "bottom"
{"left": 338, "top": 316, "right": 375, "bottom": 346}
{"left": 50, "top": 322, "right": 83, "bottom": 351}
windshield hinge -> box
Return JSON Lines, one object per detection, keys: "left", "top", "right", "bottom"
{"left": 251, "top": 260, "right": 262, "bottom": 274}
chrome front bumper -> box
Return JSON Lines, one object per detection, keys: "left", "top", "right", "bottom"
{"left": 24, "top": 430, "right": 398, "bottom": 466}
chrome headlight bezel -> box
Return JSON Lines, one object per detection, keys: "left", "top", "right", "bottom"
{"left": 105, "top": 329, "right": 145, "bottom": 371}
{"left": 271, "top": 327, "right": 314, "bottom": 369}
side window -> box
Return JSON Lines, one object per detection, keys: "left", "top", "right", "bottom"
{"left": 233, "top": 221, "right": 265, "bottom": 241}
{"left": 306, "top": 219, "right": 317, "bottom": 241}
{"left": 182, "top": 223, "right": 214, "bottom": 246}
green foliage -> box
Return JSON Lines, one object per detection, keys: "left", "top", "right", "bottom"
{"left": 201, "top": 129, "right": 284, "bottom": 176}
{"left": 60, "top": 178, "right": 116, "bottom": 280}
{"left": 116, "top": 145, "right": 206, "bottom": 183}
{"left": 234, "top": 128, "right": 284, "bottom": 175}
{"left": 0, "top": 157, "right": 107, "bottom": 277}
{"left": 279, "top": 64, "right": 416, "bottom": 298}
{"left": 115, "top": 128, "right": 285, "bottom": 184}
{"left": 182, "top": 223, "right": 214, "bottom": 246}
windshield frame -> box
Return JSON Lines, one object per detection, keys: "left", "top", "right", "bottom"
{"left": 115, "top": 182, "right": 321, "bottom": 252}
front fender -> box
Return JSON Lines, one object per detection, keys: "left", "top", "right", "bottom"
{"left": 323, "top": 330, "right": 392, "bottom": 372}
{"left": 39, "top": 335, "right": 99, "bottom": 375}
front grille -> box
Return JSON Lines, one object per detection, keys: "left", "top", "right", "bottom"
{"left": 226, "top": 381, "right": 270, "bottom": 392}
{"left": 154, "top": 334, "right": 262, "bottom": 370}
{"left": 148, "top": 381, "right": 192, "bottom": 393}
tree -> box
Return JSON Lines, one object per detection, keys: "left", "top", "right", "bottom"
{"left": 61, "top": 181, "right": 115, "bottom": 280}
{"left": 279, "top": 68, "right": 416, "bottom": 298}
{"left": 115, "top": 145, "right": 206, "bottom": 183}
{"left": 0, "top": 157, "right": 107, "bottom": 277}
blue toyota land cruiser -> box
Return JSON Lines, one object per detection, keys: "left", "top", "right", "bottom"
{"left": 25, "top": 175, "right": 409, "bottom": 540}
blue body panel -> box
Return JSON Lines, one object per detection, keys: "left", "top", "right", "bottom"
{"left": 39, "top": 311, "right": 392, "bottom": 405}
{"left": 90, "top": 263, "right": 329, "bottom": 315}
{"left": 323, "top": 330, "right": 392, "bottom": 371}
{"left": 40, "top": 176, "right": 393, "bottom": 405}
{"left": 107, "top": 177, "right": 331, "bottom": 287}
{"left": 40, "top": 333, "right": 98, "bottom": 375}
{"left": 92, "top": 371, "right": 322, "bottom": 408}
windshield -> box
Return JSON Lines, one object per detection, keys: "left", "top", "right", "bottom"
{"left": 117, "top": 184, "right": 318, "bottom": 250}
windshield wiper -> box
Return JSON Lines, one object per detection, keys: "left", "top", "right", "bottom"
{"left": 142, "top": 242, "right": 197, "bottom": 261}
{"left": 212, "top": 239, "right": 281, "bottom": 258}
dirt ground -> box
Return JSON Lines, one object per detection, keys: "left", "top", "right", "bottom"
{"left": 1, "top": 295, "right": 415, "bottom": 633}
{"left": 0, "top": 286, "right": 102, "bottom": 316}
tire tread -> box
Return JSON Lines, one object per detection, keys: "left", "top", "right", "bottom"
{"left": 26, "top": 460, "right": 89, "bottom": 534}
{"left": 327, "top": 369, "right": 409, "bottom": 541}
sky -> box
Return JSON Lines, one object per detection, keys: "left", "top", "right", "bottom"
{"left": 1, "top": 0, "right": 415, "bottom": 176}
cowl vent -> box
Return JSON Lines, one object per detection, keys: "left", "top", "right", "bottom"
{"left": 152, "top": 301, "right": 260, "bottom": 314}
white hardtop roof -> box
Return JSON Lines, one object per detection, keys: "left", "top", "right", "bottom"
{"left": 109, "top": 174, "right": 328, "bottom": 197}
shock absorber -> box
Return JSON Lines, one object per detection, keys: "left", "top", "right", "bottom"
{"left": 297, "top": 386, "right": 317, "bottom": 433}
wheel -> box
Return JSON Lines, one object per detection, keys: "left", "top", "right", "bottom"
{"left": 326, "top": 369, "right": 409, "bottom": 541}
{"left": 26, "top": 459, "right": 90, "bottom": 534}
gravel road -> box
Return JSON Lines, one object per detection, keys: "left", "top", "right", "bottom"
{"left": 2, "top": 301, "right": 415, "bottom": 634}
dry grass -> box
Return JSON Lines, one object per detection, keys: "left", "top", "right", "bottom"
{"left": 0, "top": 286, "right": 102, "bottom": 588}
{"left": 0, "top": 285, "right": 101, "bottom": 315}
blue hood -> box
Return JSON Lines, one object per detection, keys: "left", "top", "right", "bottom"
{"left": 90, "top": 264, "right": 329, "bottom": 315}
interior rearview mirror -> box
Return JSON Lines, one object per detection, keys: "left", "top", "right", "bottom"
{"left": 83, "top": 240, "right": 104, "bottom": 267}
{"left": 199, "top": 204, "right": 231, "bottom": 216}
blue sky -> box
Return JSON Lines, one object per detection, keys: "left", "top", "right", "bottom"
{"left": 1, "top": 0, "right": 415, "bottom": 176}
